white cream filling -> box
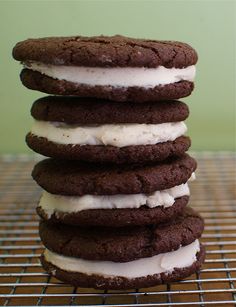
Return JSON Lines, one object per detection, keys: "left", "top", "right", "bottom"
{"left": 24, "top": 62, "right": 196, "bottom": 87}
{"left": 31, "top": 121, "right": 187, "bottom": 147}
{"left": 39, "top": 181, "right": 192, "bottom": 217}
{"left": 44, "top": 239, "right": 200, "bottom": 278}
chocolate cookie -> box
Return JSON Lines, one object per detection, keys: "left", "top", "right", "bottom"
{"left": 19, "top": 70, "right": 194, "bottom": 102}
{"left": 13, "top": 35, "right": 198, "bottom": 67}
{"left": 39, "top": 207, "right": 204, "bottom": 262}
{"left": 30, "top": 96, "right": 189, "bottom": 124}
{"left": 39, "top": 207, "right": 205, "bottom": 289}
{"left": 13, "top": 35, "right": 197, "bottom": 101}
{"left": 32, "top": 154, "right": 197, "bottom": 196}
{"left": 27, "top": 134, "right": 190, "bottom": 164}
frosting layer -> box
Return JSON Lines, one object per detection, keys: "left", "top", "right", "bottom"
{"left": 39, "top": 182, "right": 190, "bottom": 217}
{"left": 25, "top": 62, "right": 196, "bottom": 88}
{"left": 44, "top": 239, "right": 200, "bottom": 278}
{"left": 31, "top": 121, "right": 187, "bottom": 147}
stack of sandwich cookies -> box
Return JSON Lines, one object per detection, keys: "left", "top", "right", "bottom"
{"left": 13, "top": 34, "right": 205, "bottom": 289}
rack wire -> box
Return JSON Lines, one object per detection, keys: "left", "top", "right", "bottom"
{"left": 0, "top": 152, "right": 235, "bottom": 307}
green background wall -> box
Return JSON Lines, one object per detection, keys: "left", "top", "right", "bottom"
{"left": 0, "top": 0, "right": 235, "bottom": 153}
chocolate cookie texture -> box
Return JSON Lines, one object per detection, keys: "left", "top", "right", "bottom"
{"left": 13, "top": 35, "right": 198, "bottom": 68}
{"left": 39, "top": 207, "right": 204, "bottom": 262}
{"left": 13, "top": 35, "right": 197, "bottom": 101}
{"left": 32, "top": 154, "right": 197, "bottom": 196}
{"left": 41, "top": 246, "right": 205, "bottom": 290}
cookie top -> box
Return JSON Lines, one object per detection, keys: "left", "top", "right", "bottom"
{"left": 31, "top": 96, "right": 189, "bottom": 124}
{"left": 13, "top": 35, "right": 197, "bottom": 68}
{"left": 32, "top": 154, "right": 197, "bottom": 196}
{"left": 39, "top": 207, "right": 204, "bottom": 262}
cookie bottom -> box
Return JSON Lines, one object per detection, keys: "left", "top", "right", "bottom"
{"left": 41, "top": 245, "right": 205, "bottom": 290}
{"left": 37, "top": 196, "right": 189, "bottom": 227}
{"left": 21, "top": 69, "right": 194, "bottom": 102}
{"left": 26, "top": 134, "right": 190, "bottom": 164}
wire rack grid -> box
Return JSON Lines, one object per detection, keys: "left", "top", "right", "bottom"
{"left": 0, "top": 152, "right": 235, "bottom": 307}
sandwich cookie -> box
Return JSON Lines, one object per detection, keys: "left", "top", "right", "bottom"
{"left": 33, "top": 154, "right": 197, "bottom": 227}
{"left": 13, "top": 35, "right": 197, "bottom": 102}
{"left": 40, "top": 207, "right": 205, "bottom": 289}
{"left": 27, "top": 96, "right": 190, "bottom": 163}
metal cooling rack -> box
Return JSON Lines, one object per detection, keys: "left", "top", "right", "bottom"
{"left": 0, "top": 152, "right": 235, "bottom": 307}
